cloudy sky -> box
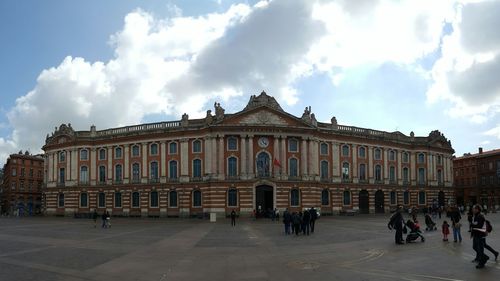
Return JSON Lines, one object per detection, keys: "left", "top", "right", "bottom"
{"left": 0, "top": 0, "right": 499, "bottom": 162}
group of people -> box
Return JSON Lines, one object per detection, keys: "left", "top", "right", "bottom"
{"left": 92, "top": 210, "right": 111, "bottom": 228}
{"left": 389, "top": 204, "right": 498, "bottom": 269}
{"left": 282, "top": 207, "right": 318, "bottom": 236}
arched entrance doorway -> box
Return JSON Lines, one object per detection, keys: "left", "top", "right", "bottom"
{"left": 256, "top": 185, "right": 273, "bottom": 218}
{"left": 375, "top": 190, "right": 385, "bottom": 213}
{"left": 438, "top": 191, "right": 445, "bottom": 207}
{"left": 359, "top": 190, "right": 369, "bottom": 214}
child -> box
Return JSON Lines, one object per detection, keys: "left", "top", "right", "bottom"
{"left": 442, "top": 220, "right": 450, "bottom": 241}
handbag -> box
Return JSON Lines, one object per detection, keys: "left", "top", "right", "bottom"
{"left": 454, "top": 222, "right": 461, "bottom": 228}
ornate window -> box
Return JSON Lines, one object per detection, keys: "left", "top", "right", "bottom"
{"left": 320, "top": 143, "right": 328, "bottom": 155}
{"left": 375, "top": 165, "right": 382, "bottom": 181}
{"left": 59, "top": 151, "right": 66, "bottom": 162}
{"left": 192, "top": 140, "right": 202, "bottom": 153}
{"left": 169, "top": 191, "right": 178, "bottom": 207}
{"left": 320, "top": 161, "right": 329, "bottom": 180}
{"left": 115, "top": 164, "right": 122, "bottom": 182}
{"left": 359, "top": 164, "right": 366, "bottom": 181}
{"left": 403, "top": 167, "right": 409, "bottom": 183}
{"left": 193, "top": 159, "right": 202, "bottom": 178}
{"left": 374, "top": 148, "right": 382, "bottom": 160}
{"left": 342, "top": 162, "right": 350, "bottom": 180}
{"left": 290, "top": 189, "right": 300, "bottom": 206}
{"left": 168, "top": 161, "right": 177, "bottom": 179}
{"left": 418, "top": 191, "right": 426, "bottom": 205}
{"left": 132, "top": 192, "right": 140, "bottom": 208}
{"left": 115, "top": 192, "right": 122, "bottom": 208}
{"left": 150, "top": 162, "right": 159, "bottom": 180}
{"left": 58, "top": 193, "right": 64, "bottom": 207}
{"left": 358, "top": 146, "right": 366, "bottom": 158}
{"left": 228, "top": 157, "right": 237, "bottom": 177}
{"left": 80, "top": 166, "right": 88, "bottom": 184}
{"left": 193, "top": 190, "right": 202, "bottom": 207}
{"left": 150, "top": 143, "right": 158, "bottom": 155}
{"left": 389, "top": 166, "right": 396, "bottom": 182}
{"left": 418, "top": 168, "right": 426, "bottom": 184}
{"left": 437, "top": 169, "right": 443, "bottom": 184}
{"left": 169, "top": 142, "right": 177, "bottom": 154}
{"left": 80, "top": 193, "right": 88, "bottom": 208}
{"left": 99, "top": 148, "right": 106, "bottom": 160}
{"left": 342, "top": 145, "right": 349, "bottom": 156}
{"left": 402, "top": 152, "right": 409, "bottom": 163}
{"left": 150, "top": 191, "right": 159, "bottom": 207}
{"left": 289, "top": 158, "right": 298, "bottom": 177}
{"left": 132, "top": 145, "right": 140, "bottom": 157}
{"left": 403, "top": 191, "right": 410, "bottom": 205}
{"left": 227, "top": 137, "right": 238, "bottom": 151}
{"left": 389, "top": 150, "right": 396, "bottom": 161}
{"left": 228, "top": 189, "right": 238, "bottom": 207}
{"left": 321, "top": 189, "right": 329, "bottom": 205}
{"left": 288, "top": 139, "right": 298, "bottom": 152}
{"left": 132, "top": 163, "right": 140, "bottom": 182}
{"left": 115, "top": 147, "right": 122, "bottom": 159}
{"left": 390, "top": 191, "right": 397, "bottom": 205}
{"left": 256, "top": 152, "right": 270, "bottom": 177}
{"left": 343, "top": 191, "right": 351, "bottom": 205}
{"left": 80, "top": 149, "right": 88, "bottom": 160}
{"left": 98, "top": 166, "right": 106, "bottom": 183}
{"left": 98, "top": 192, "right": 106, "bottom": 208}
{"left": 418, "top": 153, "right": 425, "bottom": 164}
{"left": 59, "top": 168, "right": 65, "bottom": 184}
{"left": 437, "top": 155, "right": 442, "bottom": 165}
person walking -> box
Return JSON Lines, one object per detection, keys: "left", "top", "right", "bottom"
{"left": 302, "top": 209, "right": 311, "bottom": 236}
{"left": 442, "top": 221, "right": 450, "bottom": 241}
{"left": 471, "top": 205, "right": 489, "bottom": 269}
{"left": 292, "top": 212, "right": 301, "bottom": 236}
{"left": 283, "top": 209, "right": 292, "bottom": 235}
{"left": 388, "top": 205, "right": 405, "bottom": 244}
{"left": 230, "top": 209, "right": 236, "bottom": 227}
{"left": 275, "top": 208, "right": 280, "bottom": 222}
{"left": 310, "top": 207, "right": 318, "bottom": 233}
{"left": 101, "top": 212, "right": 107, "bottom": 228}
{"left": 449, "top": 206, "right": 462, "bottom": 243}
{"left": 105, "top": 211, "right": 111, "bottom": 228}
{"left": 92, "top": 209, "right": 98, "bottom": 228}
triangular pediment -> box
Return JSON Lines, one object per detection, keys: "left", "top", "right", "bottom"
{"left": 219, "top": 107, "right": 313, "bottom": 127}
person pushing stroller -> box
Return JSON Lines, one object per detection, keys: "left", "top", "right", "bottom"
{"left": 405, "top": 219, "right": 425, "bottom": 243}
{"left": 425, "top": 213, "right": 437, "bottom": 231}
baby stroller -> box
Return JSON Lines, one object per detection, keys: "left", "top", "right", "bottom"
{"left": 425, "top": 214, "right": 437, "bottom": 231}
{"left": 406, "top": 220, "right": 425, "bottom": 243}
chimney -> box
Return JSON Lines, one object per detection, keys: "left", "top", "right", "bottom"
{"left": 479, "top": 147, "right": 483, "bottom": 154}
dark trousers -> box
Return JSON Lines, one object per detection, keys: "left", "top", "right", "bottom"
{"left": 294, "top": 224, "right": 300, "bottom": 235}
{"left": 473, "top": 236, "right": 488, "bottom": 265}
{"left": 310, "top": 220, "right": 316, "bottom": 233}
{"left": 395, "top": 227, "right": 403, "bottom": 243}
{"left": 284, "top": 223, "right": 291, "bottom": 234}
{"left": 231, "top": 218, "right": 235, "bottom": 226}
{"left": 302, "top": 222, "right": 310, "bottom": 235}
{"left": 485, "top": 241, "right": 499, "bottom": 256}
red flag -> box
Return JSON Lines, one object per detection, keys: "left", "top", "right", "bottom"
{"left": 273, "top": 158, "right": 281, "bottom": 168}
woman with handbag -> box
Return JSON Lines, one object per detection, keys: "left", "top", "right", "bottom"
{"left": 449, "top": 205, "right": 462, "bottom": 243}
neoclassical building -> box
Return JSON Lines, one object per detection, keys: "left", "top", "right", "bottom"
{"left": 42, "top": 92, "right": 454, "bottom": 217}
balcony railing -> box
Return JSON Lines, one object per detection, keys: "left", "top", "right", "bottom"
{"left": 320, "top": 177, "right": 330, "bottom": 183}
{"left": 374, "top": 179, "right": 384, "bottom": 184}
{"left": 167, "top": 178, "right": 179, "bottom": 183}
{"left": 403, "top": 180, "right": 410, "bottom": 186}
{"left": 114, "top": 180, "right": 123, "bottom": 185}
{"left": 79, "top": 181, "right": 90, "bottom": 186}
{"left": 149, "top": 178, "right": 160, "bottom": 184}
{"left": 389, "top": 180, "right": 397, "bottom": 185}
{"left": 288, "top": 176, "right": 301, "bottom": 181}
{"left": 131, "top": 178, "right": 141, "bottom": 184}
{"left": 225, "top": 175, "right": 240, "bottom": 180}
{"left": 191, "top": 177, "right": 203, "bottom": 182}
{"left": 358, "top": 179, "right": 368, "bottom": 184}
{"left": 341, "top": 178, "right": 352, "bottom": 183}
{"left": 98, "top": 181, "right": 107, "bottom": 186}
{"left": 57, "top": 182, "right": 65, "bottom": 187}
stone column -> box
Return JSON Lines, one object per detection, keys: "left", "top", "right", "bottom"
{"left": 383, "top": 148, "right": 389, "bottom": 184}
{"left": 332, "top": 142, "right": 340, "bottom": 180}
{"left": 90, "top": 148, "right": 96, "bottom": 185}
{"left": 142, "top": 143, "right": 148, "bottom": 183}
{"left": 280, "top": 136, "right": 287, "bottom": 178}
{"left": 71, "top": 148, "right": 77, "bottom": 182}
{"left": 301, "top": 138, "right": 308, "bottom": 179}
{"left": 211, "top": 137, "right": 217, "bottom": 175}
{"left": 160, "top": 142, "right": 166, "bottom": 178}
{"left": 397, "top": 150, "right": 402, "bottom": 185}
{"left": 368, "top": 146, "right": 374, "bottom": 184}
{"left": 410, "top": 152, "right": 416, "bottom": 185}
{"left": 248, "top": 136, "right": 254, "bottom": 177}
{"left": 180, "top": 138, "right": 189, "bottom": 182}
{"left": 204, "top": 136, "right": 212, "bottom": 177}
{"left": 352, "top": 144, "right": 358, "bottom": 183}
{"left": 53, "top": 152, "right": 58, "bottom": 183}
{"left": 218, "top": 135, "right": 225, "bottom": 179}
{"left": 48, "top": 153, "right": 54, "bottom": 182}
{"left": 124, "top": 144, "right": 130, "bottom": 183}
{"left": 240, "top": 135, "right": 247, "bottom": 178}
{"left": 273, "top": 135, "right": 280, "bottom": 177}
{"left": 107, "top": 147, "right": 113, "bottom": 184}
{"left": 66, "top": 150, "right": 71, "bottom": 182}
{"left": 312, "top": 139, "right": 319, "bottom": 179}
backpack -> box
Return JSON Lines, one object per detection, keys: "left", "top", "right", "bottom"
{"left": 486, "top": 220, "right": 492, "bottom": 233}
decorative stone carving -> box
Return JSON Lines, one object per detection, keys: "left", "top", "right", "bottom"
{"left": 243, "top": 91, "right": 284, "bottom": 111}
{"left": 45, "top": 123, "right": 76, "bottom": 145}
{"left": 214, "top": 102, "right": 225, "bottom": 121}
{"left": 240, "top": 110, "right": 288, "bottom": 125}
{"left": 181, "top": 113, "right": 189, "bottom": 127}
{"left": 205, "top": 110, "right": 213, "bottom": 125}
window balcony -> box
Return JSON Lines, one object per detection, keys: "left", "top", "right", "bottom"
{"left": 320, "top": 177, "right": 330, "bottom": 183}
{"left": 438, "top": 182, "right": 445, "bottom": 187}
{"left": 225, "top": 175, "right": 240, "bottom": 180}
{"left": 374, "top": 179, "right": 384, "bottom": 184}
{"left": 97, "top": 181, "right": 107, "bottom": 186}
{"left": 167, "top": 177, "right": 179, "bottom": 183}
{"left": 149, "top": 178, "right": 160, "bottom": 184}
{"left": 56, "top": 182, "right": 65, "bottom": 187}
{"left": 417, "top": 181, "right": 426, "bottom": 187}
{"left": 288, "top": 176, "right": 301, "bottom": 181}
{"left": 389, "top": 180, "right": 397, "bottom": 185}
{"left": 131, "top": 178, "right": 141, "bottom": 184}
{"left": 358, "top": 179, "right": 368, "bottom": 184}
{"left": 341, "top": 178, "right": 352, "bottom": 183}
{"left": 403, "top": 180, "right": 410, "bottom": 186}
{"left": 114, "top": 180, "right": 123, "bottom": 185}
{"left": 191, "top": 177, "right": 203, "bottom": 182}
{"left": 79, "top": 181, "right": 90, "bottom": 186}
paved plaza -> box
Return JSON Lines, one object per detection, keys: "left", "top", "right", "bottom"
{"left": 1, "top": 213, "right": 500, "bottom": 281}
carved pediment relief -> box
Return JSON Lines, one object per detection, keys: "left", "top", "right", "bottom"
{"left": 239, "top": 110, "right": 289, "bottom": 125}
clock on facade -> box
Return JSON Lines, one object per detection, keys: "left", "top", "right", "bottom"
{"left": 258, "top": 137, "right": 269, "bottom": 148}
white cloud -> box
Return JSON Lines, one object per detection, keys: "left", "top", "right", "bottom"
{"left": 484, "top": 124, "right": 500, "bottom": 139}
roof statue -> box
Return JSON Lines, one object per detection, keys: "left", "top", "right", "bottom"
{"left": 243, "top": 91, "right": 284, "bottom": 111}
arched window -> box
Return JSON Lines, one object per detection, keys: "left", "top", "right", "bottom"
{"left": 390, "top": 191, "right": 397, "bottom": 205}
{"left": 169, "top": 191, "right": 178, "bottom": 207}
{"left": 169, "top": 142, "right": 177, "bottom": 154}
{"left": 403, "top": 167, "right": 409, "bottom": 183}
{"left": 227, "top": 137, "right": 238, "bottom": 151}
{"left": 359, "top": 164, "right": 366, "bottom": 181}
{"left": 80, "top": 193, "right": 88, "bottom": 208}
{"left": 115, "top": 192, "right": 122, "bottom": 208}
{"left": 132, "top": 145, "right": 140, "bottom": 157}
{"left": 437, "top": 155, "right": 442, "bottom": 165}
{"left": 320, "top": 143, "right": 328, "bottom": 155}
{"left": 290, "top": 189, "right": 300, "bottom": 206}
{"left": 59, "top": 151, "right": 66, "bottom": 162}
{"left": 99, "top": 148, "right": 106, "bottom": 160}
{"left": 403, "top": 190, "right": 410, "bottom": 205}
{"left": 437, "top": 169, "right": 443, "bottom": 184}
{"left": 343, "top": 191, "right": 351, "bottom": 205}
{"left": 389, "top": 150, "right": 396, "bottom": 161}
{"left": 320, "top": 160, "right": 329, "bottom": 180}
{"left": 228, "top": 189, "right": 238, "bottom": 207}
{"left": 228, "top": 157, "right": 238, "bottom": 177}
{"left": 58, "top": 193, "right": 64, "bottom": 207}
{"left": 256, "top": 152, "right": 270, "bottom": 177}
{"left": 80, "top": 166, "right": 88, "bottom": 184}
{"left": 375, "top": 165, "right": 382, "bottom": 181}
{"left": 115, "top": 147, "right": 122, "bottom": 159}
{"left": 374, "top": 148, "right": 381, "bottom": 160}
{"left": 193, "top": 159, "right": 202, "bottom": 178}
{"left": 132, "top": 163, "right": 140, "bottom": 183}
{"left": 288, "top": 139, "right": 298, "bottom": 152}
{"left": 418, "top": 168, "right": 425, "bottom": 184}
{"left": 389, "top": 166, "right": 396, "bottom": 182}
{"left": 115, "top": 164, "right": 122, "bottom": 182}
{"left": 289, "top": 158, "right": 298, "bottom": 177}
{"left": 402, "top": 152, "right": 409, "bottom": 163}
{"left": 150, "top": 191, "right": 159, "bottom": 207}
{"left": 98, "top": 192, "right": 106, "bottom": 208}
{"left": 418, "top": 191, "right": 426, "bottom": 205}
{"left": 150, "top": 143, "right": 158, "bottom": 155}
{"left": 169, "top": 161, "right": 177, "bottom": 179}
{"left": 193, "top": 190, "right": 202, "bottom": 207}
{"left": 132, "top": 192, "right": 140, "bottom": 208}
{"left": 132, "top": 191, "right": 141, "bottom": 208}
{"left": 98, "top": 166, "right": 106, "bottom": 183}
{"left": 80, "top": 149, "right": 88, "bottom": 160}
{"left": 321, "top": 189, "right": 329, "bottom": 205}
{"left": 342, "top": 162, "right": 350, "bottom": 180}
{"left": 150, "top": 162, "right": 159, "bottom": 180}
{"left": 59, "top": 168, "right": 65, "bottom": 184}
{"left": 358, "top": 146, "right": 366, "bottom": 158}
{"left": 418, "top": 153, "right": 425, "bottom": 163}
{"left": 192, "top": 140, "right": 202, "bottom": 153}
{"left": 342, "top": 145, "right": 350, "bottom": 156}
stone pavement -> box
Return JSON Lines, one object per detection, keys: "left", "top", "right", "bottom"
{"left": 1, "top": 213, "right": 500, "bottom": 281}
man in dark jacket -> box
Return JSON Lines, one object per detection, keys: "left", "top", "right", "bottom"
{"left": 302, "top": 209, "right": 311, "bottom": 235}
{"left": 471, "top": 205, "right": 488, "bottom": 268}
{"left": 292, "top": 212, "right": 301, "bottom": 236}
{"left": 283, "top": 209, "right": 292, "bottom": 235}
{"left": 448, "top": 206, "right": 462, "bottom": 242}
{"left": 310, "top": 207, "right": 318, "bottom": 233}
{"left": 230, "top": 209, "right": 236, "bottom": 227}
{"left": 388, "top": 205, "right": 404, "bottom": 244}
